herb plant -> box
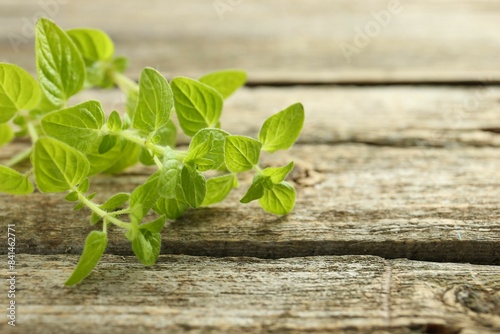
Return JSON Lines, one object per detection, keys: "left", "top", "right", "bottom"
{"left": 0, "top": 18, "right": 304, "bottom": 285}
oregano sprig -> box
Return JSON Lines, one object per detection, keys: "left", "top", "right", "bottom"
{"left": 0, "top": 18, "right": 305, "bottom": 285}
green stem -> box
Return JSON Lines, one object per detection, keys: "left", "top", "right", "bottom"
{"left": 113, "top": 72, "right": 139, "bottom": 94}
{"left": 74, "top": 189, "right": 130, "bottom": 230}
{"left": 119, "top": 130, "right": 164, "bottom": 156}
{"left": 27, "top": 122, "right": 39, "bottom": 143}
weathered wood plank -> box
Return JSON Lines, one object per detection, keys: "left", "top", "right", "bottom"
{"left": 69, "top": 86, "right": 500, "bottom": 147}
{"left": 1, "top": 255, "right": 498, "bottom": 334}
{"left": 1, "top": 144, "right": 499, "bottom": 264}
{"left": 1, "top": 0, "right": 500, "bottom": 83}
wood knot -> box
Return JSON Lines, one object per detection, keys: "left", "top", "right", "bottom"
{"left": 288, "top": 160, "right": 323, "bottom": 187}
{"left": 454, "top": 285, "right": 500, "bottom": 315}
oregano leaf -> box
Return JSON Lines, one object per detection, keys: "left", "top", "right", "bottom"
{"left": 171, "top": 77, "right": 223, "bottom": 137}
{"left": 133, "top": 67, "right": 173, "bottom": 134}
{"left": 0, "top": 63, "right": 42, "bottom": 123}
{"left": 258, "top": 181, "right": 296, "bottom": 215}
{"left": 202, "top": 174, "right": 238, "bottom": 206}
{"left": 41, "top": 100, "right": 106, "bottom": 153}
{"left": 132, "top": 230, "right": 161, "bottom": 266}
{"left": 0, "top": 123, "right": 14, "bottom": 147}
{"left": 259, "top": 103, "right": 304, "bottom": 153}
{"left": 188, "top": 128, "right": 229, "bottom": 171}
{"left": 262, "top": 161, "right": 294, "bottom": 184}
{"left": 180, "top": 165, "right": 206, "bottom": 208}
{"left": 35, "top": 18, "right": 85, "bottom": 107}
{"left": 33, "top": 137, "right": 90, "bottom": 193}
{"left": 199, "top": 70, "right": 247, "bottom": 99}
{"left": 0, "top": 165, "right": 34, "bottom": 195}
{"left": 224, "top": 135, "right": 262, "bottom": 173}
{"left": 65, "top": 231, "right": 107, "bottom": 286}
{"left": 67, "top": 28, "right": 115, "bottom": 62}
{"left": 240, "top": 174, "right": 272, "bottom": 204}
{"left": 139, "top": 215, "right": 166, "bottom": 233}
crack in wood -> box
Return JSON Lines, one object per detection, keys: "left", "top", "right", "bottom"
{"left": 382, "top": 260, "right": 393, "bottom": 328}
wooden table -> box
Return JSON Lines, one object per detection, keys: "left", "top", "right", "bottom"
{"left": 0, "top": 1, "right": 499, "bottom": 333}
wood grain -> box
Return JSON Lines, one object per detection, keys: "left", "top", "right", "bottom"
{"left": 70, "top": 86, "right": 500, "bottom": 147}
{"left": 1, "top": 0, "right": 500, "bottom": 83}
{"left": 1, "top": 255, "right": 498, "bottom": 334}
{"left": 1, "top": 143, "right": 498, "bottom": 264}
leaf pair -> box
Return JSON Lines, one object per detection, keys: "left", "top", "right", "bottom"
{"left": 241, "top": 162, "right": 296, "bottom": 215}
{"left": 171, "top": 70, "right": 247, "bottom": 137}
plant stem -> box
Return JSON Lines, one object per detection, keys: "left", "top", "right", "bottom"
{"left": 113, "top": 72, "right": 139, "bottom": 94}
{"left": 74, "top": 189, "right": 130, "bottom": 230}
{"left": 27, "top": 122, "right": 39, "bottom": 143}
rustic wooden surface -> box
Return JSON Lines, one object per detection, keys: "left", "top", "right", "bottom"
{"left": 1, "top": 0, "right": 500, "bottom": 83}
{"left": 0, "top": 255, "right": 499, "bottom": 334}
{"left": 1, "top": 1, "right": 500, "bottom": 333}
{"left": 2, "top": 142, "right": 500, "bottom": 264}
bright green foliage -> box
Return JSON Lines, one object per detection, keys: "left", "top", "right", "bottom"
{"left": 225, "top": 135, "right": 262, "bottom": 173}
{"left": 133, "top": 68, "right": 173, "bottom": 134}
{"left": 171, "top": 77, "right": 223, "bottom": 136}
{"left": 33, "top": 137, "right": 90, "bottom": 193}
{"left": 0, "top": 165, "right": 33, "bottom": 195}
{"left": 67, "top": 28, "right": 115, "bottom": 62}
{"left": 41, "top": 100, "right": 105, "bottom": 153}
{"left": 199, "top": 70, "right": 247, "bottom": 98}
{"left": 0, "top": 18, "right": 304, "bottom": 285}
{"left": 35, "top": 18, "right": 85, "bottom": 107}
{"left": 181, "top": 166, "right": 206, "bottom": 208}
{"left": 262, "top": 161, "right": 295, "bottom": 184}
{"left": 0, "top": 63, "right": 41, "bottom": 123}
{"left": 132, "top": 230, "right": 161, "bottom": 266}
{"left": 259, "top": 103, "right": 304, "bottom": 153}
{"left": 203, "top": 174, "right": 238, "bottom": 206}
{"left": 0, "top": 123, "right": 14, "bottom": 146}
{"left": 258, "top": 182, "right": 296, "bottom": 215}
{"left": 65, "top": 231, "right": 108, "bottom": 286}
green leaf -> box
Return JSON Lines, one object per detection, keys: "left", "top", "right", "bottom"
{"left": 259, "top": 103, "right": 304, "bottom": 153}
{"left": 33, "top": 137, "right": 90, "bottom": 193}
{"left": 139, "top": 215, "right": 166, "bottom": 233}
{"left": 224, "top": 135, "right": 262, "bottom": 173}
{"left": 90, "top": 192, "right": 130, "bottom": 225}
{"left": 35, "top": 18, "right": 85, "bottom": 107}
{"left": 41, "top": 100, "right": 105, "bottom": 153}
{"left": 240, "top": 174, "right": 273, "bottom": 204}
{"left": 65, "top": 231, "right": 107, "bottom": 286}
{"left": 102, "top": 140, "right": 141, "bottom": 174}
{"left": 133, "top": 68, "right": 173, "bottom": 134}
{"left": 107, "top": 110, "right": 122, "bottom": 131}
{"left": 98, "top": 134, "right": 117, "bottom": 154}
{"left": 202, "top": 174, "right": 238, "bottom": 206}
{"left": 65, "top": 191, "right": 79, "bottom": 202}
{"left": 185, "top": 133, "right": 214, "bottom": 165}
{"left": 154, "top": 181, "right": 189, "bottom": 220}
{"left": 0, "top": 165, "right": 34, "bottom": 195}
{"left": 158, "top": 152, "right": 180, "bottom": 199}
{"left": 258, "top": 182, "right": 296, "bottom": 215}
{"left": 0, "top": 63, "right": 41, "bottom": 123}
{"left": 180, "top": 166, "right": 206, "bottom": 208}
{"left": 198, "top": 70, "right": 247, "bottom": 99}
{"left": 0, "top": 123, "right": 14, "bottom": 147}
{"left": 85, "top": 136, "right": 123, "bottom": 175}
{"left": 262, "top": 161, "right": 294, "bottom": 184}
{"left": 188, "top": 128, "right": 229, "bottom": 171}
{"left": 67, "top": 28, "right": 115, "bottom": 62}
{"left": 129, "top": 171, "right": 161, "bottom": 219}
{"left": 78, "top": 178, "right": 90, "bottom": 193}
{"left": 171, "top": 77, "right": 223, "bottom": 137}
{"left": 132, "top": 230, "right": 161, "bottom": 266}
